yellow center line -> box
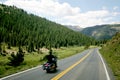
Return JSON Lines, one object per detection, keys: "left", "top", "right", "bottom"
{"left": 51, "top": 50, "right": 93, "bottom": 80}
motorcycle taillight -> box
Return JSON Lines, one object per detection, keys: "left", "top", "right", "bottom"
{"left": 45, "top": 63, "right": 49, "bottom": 66}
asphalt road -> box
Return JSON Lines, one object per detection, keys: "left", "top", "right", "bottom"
{"left": 1, "top": 48, "right": 114, "bottom": 80}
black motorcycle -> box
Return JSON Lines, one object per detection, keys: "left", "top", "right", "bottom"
{"left": 42, "top": 62, "right": 57, "bottom": 73}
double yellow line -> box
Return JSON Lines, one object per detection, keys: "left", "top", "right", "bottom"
{"left": 51, "top": 50, "right": 93, "bottom": 80}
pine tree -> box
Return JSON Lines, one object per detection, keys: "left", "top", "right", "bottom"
{"left": 8, "top": 46, "right": 24, "bottom": 66}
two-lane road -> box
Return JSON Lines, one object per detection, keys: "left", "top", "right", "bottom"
{"left": 1, "top": 48, "right": 114, "bottom": 80}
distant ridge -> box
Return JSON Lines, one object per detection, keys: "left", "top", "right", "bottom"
{"left": 65, "top": 25, "right": 83, "bottom": 31}
{"left": 80, "top": 24, "right": 120, "bottom": 40}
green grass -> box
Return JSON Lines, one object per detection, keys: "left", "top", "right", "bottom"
{"left": 0, "top": 46, "right": 85, "bottom": 78}
{"left": 100, "top": 33, "right": 120, "bottom": 80}
{"left": 100, "top": 48, "right": 120, "bottom": 80}
{"left": 53, "top": 46, "right": 84, "bottom": 59}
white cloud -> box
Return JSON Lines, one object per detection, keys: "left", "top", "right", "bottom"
{"left": 113, "top": 6, "right": 119, "bottom": 10}
{"left": 60, "top": 10, "right": 111, "bottom": 27}
{"left": 2, "top": 0, "right": 120, "bottom": 28}
{"left": 113, "top": 12, "right": 120, "bottom": 16}
{"left": 3, "top": 0, "right": 80, "bottom": 18}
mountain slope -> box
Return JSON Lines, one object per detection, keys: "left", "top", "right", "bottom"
{"left": 81, "top": 24, "right": 120, "bottom": 40}
{"left": 0, "top": 4, "right": 95, "bottom": 51}
{"left": 100, "top": 32, "right": 120, "bottom": 80}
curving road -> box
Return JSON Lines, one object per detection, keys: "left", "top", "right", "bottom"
{"left": 0, "top": 48, "right": 114, "bottom": 80}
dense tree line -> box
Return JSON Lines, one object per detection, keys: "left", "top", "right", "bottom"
{"left": 0, "top": 4, "right": 95, "bottom": 52}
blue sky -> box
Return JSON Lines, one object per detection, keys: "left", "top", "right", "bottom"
{"left": 0, "top": 0, "right": 120, "bottom": 28}
{"left": 60, "top": 0, "right": 120, "bottom": 11}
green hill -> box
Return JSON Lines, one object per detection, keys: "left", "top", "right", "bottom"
{"left": 0, "top": 4, "right": 96, "bottom": 77}
{"left": 81, "top": 24, "right": 120, "bottom": 40}
{"left": 100, "top": 32, "right": 120, "bottom": 80}
{"left": 0, "top": 4, "right": 95, "bottom": 52}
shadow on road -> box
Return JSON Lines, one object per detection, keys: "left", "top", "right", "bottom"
{"left": 46, "top": 68, "right": 61, "bottom": 74}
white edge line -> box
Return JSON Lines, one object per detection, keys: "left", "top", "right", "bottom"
{"left": 0, "top": 65, "right": 42, "bottom": 80}
{"left": 97, "top": 49, "right": 110, "bottom": 80}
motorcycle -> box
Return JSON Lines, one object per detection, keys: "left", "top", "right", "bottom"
{"left": 42, "top": 62, "right": 57, "bottom": 73}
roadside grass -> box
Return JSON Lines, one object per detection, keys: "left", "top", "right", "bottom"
{"left": 53, "top": 46, "right": 84, "bottom": 59}
{"left": 0, "top": 46, "right": 85, "bottom": 78}
{"left": 100, "top": 44, "right": 120, "bottom": 80}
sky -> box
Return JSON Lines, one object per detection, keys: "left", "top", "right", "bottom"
{"left": 0, "top": 0, "right": 120, "bottom": 28}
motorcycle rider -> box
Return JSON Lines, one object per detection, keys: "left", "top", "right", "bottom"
{"left": 44, "top": 49, "right": 57, "bottom": 67}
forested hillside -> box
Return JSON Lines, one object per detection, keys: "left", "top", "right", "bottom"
{"left": 100, "top": 32, "right": 120, "bottom": 80}
{"left": 81, "top": 24, "right": 120, "bottom": 40}
{"left": 0, "top": 4, "right": 95, "bottom": 52}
